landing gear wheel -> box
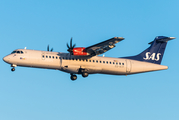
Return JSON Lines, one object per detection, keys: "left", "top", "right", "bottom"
{"left": 11, "top": 68, "right": 15, "bottom": 72}
{"left": 70, "top": 74, "right": 77, "bottom": 81}
{"left": 82, "top": 72, "right": 88, "bottom": 77}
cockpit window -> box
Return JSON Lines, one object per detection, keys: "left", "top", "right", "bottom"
{"left": 17, "top": 51, "right": 20, "bottom": 54}
{"left": 11, "top": 50, "right": 24, "bottom": 54}
{"left": 11, "top": 51, "right": 17, "bottom": 54}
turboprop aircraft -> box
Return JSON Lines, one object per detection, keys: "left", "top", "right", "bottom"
{"left": 3, "top": 36, "right": 175, "bottom": 80}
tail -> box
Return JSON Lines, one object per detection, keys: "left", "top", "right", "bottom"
{"left": 122, "top": 36, "right": 175, "bottom": 64}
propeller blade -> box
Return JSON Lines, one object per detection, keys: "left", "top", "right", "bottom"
{"left": 67, "top": 43, "right": 70, "bottom": 49}
{"left": 50, "top": 48, "right": 53, "bottom": 52}
{"left": 70, "top": 37, "right": 72, "bottom": 48}
{"left": 72, "top": 44, "right": 76, "bottom": 48}
{"left": 47, "top": 45, "right": 49, "bottom": 51}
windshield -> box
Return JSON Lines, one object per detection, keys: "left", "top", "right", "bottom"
{"left": 11, "top": 51, "right": 17, "bottom": 54}
{"left": 11, "top": 50, "right": 24, "bottom": 54}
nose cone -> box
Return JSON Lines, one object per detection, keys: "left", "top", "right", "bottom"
{"left": 3, "top": 56, "right": 10, "bottom": 63}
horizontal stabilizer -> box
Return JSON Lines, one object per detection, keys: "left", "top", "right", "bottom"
{"left": 148, "top": 36, "right": 175, "bottom": 44}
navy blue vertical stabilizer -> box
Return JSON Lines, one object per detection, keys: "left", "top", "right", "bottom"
{"left": 122, "top": 36, "right": 175, "bottom": 64}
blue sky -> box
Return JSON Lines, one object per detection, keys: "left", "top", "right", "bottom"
{"left": 0, "top": 0, "right": 179, "bottom": 120}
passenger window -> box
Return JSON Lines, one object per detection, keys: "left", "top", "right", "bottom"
{"left": 100, "top": 61, "right": 102, "bottom": 63}
{"left": 21, "top": 51, "right": 24, "bottom": 54}
{"left": 42, "top": 55, "right": 44, "bottom": 58}
{"left": 119, "top": 63, "right": 121, "bottom": 65}
{"left": 93, "top": 60, "right": 95, "bottom": 62}
{"left": 103, "top": 61, "right": 105, "bottom": 63}
{"left": 116, "top": 62, "right": 118, "bottom": 65}
{"left": 52, "top": 56, "right": 54, "bottom": 59}
{"left": 113, "top": 62, "right": 115, "bottom": 64}
{"left": 46, "top": 56, "right": 48, "bottom": 58}
{"left": 106, "top": 61, "right": 108, "bottom": 64}
{"left": 49, "top": 56, "right": 51, "bottom": 58}
{"left": 110, "top": 62, "right": 111, "bottom": 64}
{"left": 96, "top": 60, "right": 98, "bottom": 63}
{"left": 122, "top": 63, "right": 124, "bottom": 65}
{"left": 17, "top": 51, "right": 20, "bottom": 54}
{"left": 79, "top": 59, "right": 81, "bottom": 61}
{"left": 89, "top": 60, "right": 91, "bottom": 62}
{"left": 56, "top": 56, "right": 58, "bottom": 59}
{"left": 72, "top": 58, "right": 74, "bottom": 60}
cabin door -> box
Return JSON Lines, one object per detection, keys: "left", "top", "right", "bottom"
{"left": 126, "top": 60, "right": 131, "bottom": 74}
{"left": 60, "top": 56, "right": 62, "bottom": 68}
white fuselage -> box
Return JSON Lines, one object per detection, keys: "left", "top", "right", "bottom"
{"left": 3, "top": 49, "right": 168, "bottom": 75}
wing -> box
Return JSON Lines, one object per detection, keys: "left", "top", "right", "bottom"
{"left": 86, "top": 37, "right": 124, "bottom": 56}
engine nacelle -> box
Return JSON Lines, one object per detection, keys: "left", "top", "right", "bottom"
{"left": 73, "top": 47, "right": 88, "bottom": 56}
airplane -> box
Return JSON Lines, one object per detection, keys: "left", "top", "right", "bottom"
{"left": 3, "top": 36, "right": 175, "bottom": 81}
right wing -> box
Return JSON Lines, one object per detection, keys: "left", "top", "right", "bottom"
{"left": 86, "top": 37, "right": 124, "bottom": 56}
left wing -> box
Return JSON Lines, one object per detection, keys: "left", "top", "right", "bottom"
{"left": 86, "top": 37, "right": 124, "bottom": 56}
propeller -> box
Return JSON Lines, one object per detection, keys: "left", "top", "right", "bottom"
{"left": 67, "top": 37, "right": 76, "bottom": 55}
{"left": 47, "top": 45, "right": 53, "bottom": 52}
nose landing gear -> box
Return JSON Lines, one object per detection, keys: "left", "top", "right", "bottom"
{"left": 11, "top": 67, "right": 15, "bottom": 72}
{"left": 11, "top": 64, "right": 16, "bottom": 72}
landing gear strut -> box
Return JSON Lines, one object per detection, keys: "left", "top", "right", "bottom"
{"left": 11, "top": 67, "right": 15, "bottom": 72}
{"left": 11, "top": 64, "right": 16, "bottom": 72}
{"left": 70, "top": 74, "right": 77, "bottom": 81}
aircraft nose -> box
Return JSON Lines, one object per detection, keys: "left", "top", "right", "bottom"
{"left": 3, "top": 56, "right": 10, "bottom": 63}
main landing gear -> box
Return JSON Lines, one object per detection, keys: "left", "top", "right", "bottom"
{"left": 82, "top": 72, "right": 88, "bottom": 77}
{"left": 70, "top": 74, "right": 77, "bottom": 81}
{"left": 70, "top": 69, "right": 89, "bottom": 81}
{"left": 70, "top": 72, "right": 89, "bottom": 81}
{"left": 79, "top": 68, "right": 88, "bottom": 78}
